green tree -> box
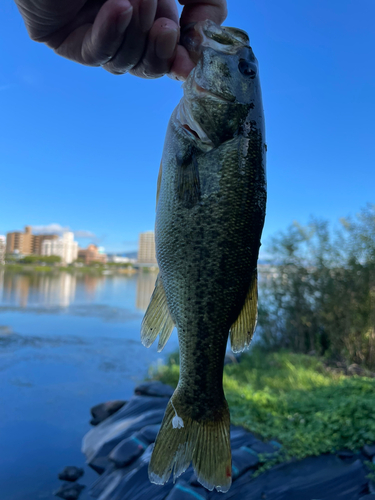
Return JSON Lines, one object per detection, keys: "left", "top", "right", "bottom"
{"left": 258, "top": 204, "right": 375, "bottom": 368}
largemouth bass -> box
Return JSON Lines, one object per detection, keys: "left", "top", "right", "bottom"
{"left": 141, "top": 20, "right": 266, "bottom": 493}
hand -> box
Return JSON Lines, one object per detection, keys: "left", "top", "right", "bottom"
{"left": 14, "top": 0, "right": 227, "bottom": 80}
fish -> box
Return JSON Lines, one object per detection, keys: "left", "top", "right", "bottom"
{"left": 141, "top": 20, "right": 267, "bottom": 493}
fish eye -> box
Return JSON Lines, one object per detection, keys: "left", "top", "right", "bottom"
{"left": 238, "top": 59, "right": 257, "bottom": 78}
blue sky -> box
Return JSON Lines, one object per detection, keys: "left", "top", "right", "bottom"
{"left": 1, "top": 0, "right": 374, "bottom": 253}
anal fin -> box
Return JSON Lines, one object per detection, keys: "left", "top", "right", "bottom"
{"left": 230, "top": 270, "right": 258, "bottom": 353}
{"left": 141, "top": 274, "right": 175, "bottom": 352}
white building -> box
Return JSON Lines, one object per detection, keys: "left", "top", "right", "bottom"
{"left": 0, "top": 235, "right": 5, "bottom": 265}
{"left": 137, "top": 231, "right": 157, "bottom": 265}
{"left": 41, "top": 232, "right": 78, "bottom": 264}
{"left": 107, "top": 255, "right": 136, "bottom": 264}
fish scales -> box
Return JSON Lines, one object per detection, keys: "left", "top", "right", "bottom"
{"left": 141, "top": 20, "right": 266, "bottom": 493}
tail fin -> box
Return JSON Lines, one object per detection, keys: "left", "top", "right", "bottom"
{"left": 148, "top": 390, "right": 232, "bottom": 493}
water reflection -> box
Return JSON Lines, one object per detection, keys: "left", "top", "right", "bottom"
{"left": 0, "top": 269, "right": 177, "bottom": 500}
{"left": 0, "top": 271, "right": 77, "bottom": 307}
{"left": 136, "top": 271, "right": 157, "bottom": 311}
{"left": 0, "top": 269, "right": 156, "bottom": 311}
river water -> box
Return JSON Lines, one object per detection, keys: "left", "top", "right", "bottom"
{"left": 0, "top": 270, "right": 179, "bottom": 500}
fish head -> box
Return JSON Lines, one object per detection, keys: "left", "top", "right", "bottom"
{"left": 179, "top": 21, "right": 262, "bottom": 147}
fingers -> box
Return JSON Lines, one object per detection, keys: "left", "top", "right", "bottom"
{"left": 50, "top": 0, "right": 135, "bottom": 65}
{"left": 130, "top": 17, "right": 179, "bottom": 78}
{"left": 168, "top": 0, "right": 227, "bottom": 81}
{"left": 14, "top": 0, "right": 87, "bottom": 41}
{"left": 178, "top": 0, "right": 227, "bottom": 29}
{"left": 168, "top": 44, "right": 195, "bottom": 80}
{"left": 155, "top": 0, "right": 179, "bottom": 24}
{"left": 102, "top": 0, "right": 158, "bottom": 74}
{"left": 81, "top": 0, "right": 134, "bottom": 66}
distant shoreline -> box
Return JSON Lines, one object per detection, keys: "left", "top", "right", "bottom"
{"left": 0, "top": 263, "right": 158, "bottom": 275}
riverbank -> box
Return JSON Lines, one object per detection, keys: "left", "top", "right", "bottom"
{"left": 151, "top": 348, "right": 375, "bottom": 468}
{"left": 1, "top": 262, "right": 157, "bottom": 275}
{"left": 78, "top": 375, "right": 375, "bottom": 500}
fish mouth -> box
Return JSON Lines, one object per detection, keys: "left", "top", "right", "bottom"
{"left": 193, "top": 80, "right": 235, "bottom": 103}
{"left": 176, "top": 97, "right": 214, "bottom": 149}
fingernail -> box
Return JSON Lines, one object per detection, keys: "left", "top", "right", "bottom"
{"left": 156, "top": 29, "right": 178, "bottom": 59}
{"left": 139, "top": 0, "right": 157, "bottom": 33}
{"left": 117, "top": 6, "right": 133, "bottom": 35}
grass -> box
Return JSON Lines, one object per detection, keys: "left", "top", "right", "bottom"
{"left": 150, "top": 348, "right": 375, "bottom": 464}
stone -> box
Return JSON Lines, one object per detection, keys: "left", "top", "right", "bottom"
{"left": 134, "top": 381, "right": 174, "bottom": 398}
{"left": 348, "top": 363, "right": 365, "bottom": 376}
{"left": 166, "top": 479, "right": 207, "bottom": 500}
{"left": 208, "top": 455, "right": 367, "bottom": 500}
{"left": 109, "top": 434, "right": 148, "bottom": 467}
{"left": 337, "top": 449, "right": 355, "bottom": 459}
{"left": 90, "top": 400, "right": 127, "bottom": 426}
{"left": 230, "top": 428, "right": 259, "bottom": 449}
{"left": 58, "top": 466, "right": 84, "bottom": 482}
{"left": 54, "top": 482, "right": 85, "bottom": 500}
{"left": 89, "top": 445, "right": 174, "bottom": 500}
{"left": 88, "top": 456, "right": 109, "bottom": 475}
{"left": 136, "top": 424, "right": 161, "bottom": 444}
{"left": 250, "top": 440, "right": 278, "bottom": 455}
{"left": 85, "top": 408, "right": 165, "bottom": 470}
{"left": 232, "top": 447, "right": 259, "bottom": 478}
{"left": 363, "top": 444, "right": 375, "bottom": 458}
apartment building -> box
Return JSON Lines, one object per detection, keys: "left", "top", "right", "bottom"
{"left": 78, "top": 244, "right": 107, "bottom": 265}
{"left": 137, "top": 231, "right": 157, "bottom": 265}
{"left": 42, "top": 232, "right": 78, "bottom": 264}
{"left": 6, "top": 226, "right": 58, "bottom": 255}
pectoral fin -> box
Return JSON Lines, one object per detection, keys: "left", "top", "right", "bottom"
{"left": 141, "top": 274, "right": 175, "bottom": 352}
{"left": 230, "top": 271, "right": 258, "bottom": 353}
{"left": 176, "top": 147, "right": 201, "bottom": 209}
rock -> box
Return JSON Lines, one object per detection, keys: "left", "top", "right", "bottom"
{"left": 348, "top": 363, "right": 365, "bottom": 376}
{"left": 363, "top": 444, "right": 375, "bottom": 458}
{"left": 166, "top": 479, "right": 207, "bottom": 500}
{"left": 269, "top": 440, "right": 282, "bottom": 450}
{"left": 88, "top": 445, "right": 174, "bottom": 500}
{"left": 58, "top": 466, "right": 84, "bottom": 482}
{"left": 134, "top": 381, "right": 174, "bottom": 398}
{"left": 137, "top": 424, "right": 161, "bottom": 444}
{"left": 83, "top": 395, "right": 168, "bottom": 471}
{"left": 85, "top": 408, "right": 165, "bottom": 471}
{"left": 90, "top": 400, "right": 127, "bottom": 426}
{"left": 230, "top": 428, "right": 259, "bottom": 449}
{"left": 208, "top": 455, "right": 367, "bottom": 500}
{"left": 109, "top": 434, "right": 148, "bottom": 467}
{"left": 88, "top": 456, "right": 110, "bottom": 475}
{"left": 232, "top": 447, "right": 259, "bottom": 478}
{"left": 337, "top": 449, "right": 355, "bottom": 459}
{"left": 54, "top": 482, "right": 85, "bottom": 500}
{"left": 250, "top": 440, "right": 278, "bottom": 456}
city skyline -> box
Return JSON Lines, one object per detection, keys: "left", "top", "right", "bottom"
{"left": 3, "top": 225, "right": 157, "bottom": 264}
{"left": 1, "top": 1, "right": 374, "bottom": 254}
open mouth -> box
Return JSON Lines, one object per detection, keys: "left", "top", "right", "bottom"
{"left": 193, "top": 81, "right": 235, "bottom": 103}
{"left": 182, "top": 124, "right": 200, "bottom": 139}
